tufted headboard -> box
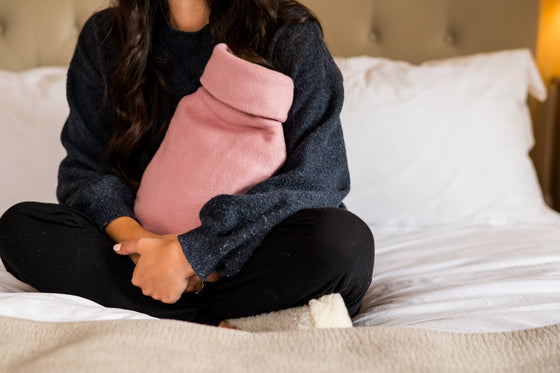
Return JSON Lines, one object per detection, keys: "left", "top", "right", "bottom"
{"left": 304, "top": 0, "right": 540, "bottom": 62}
{"left": 0, "top": 0, "right": 109, "bottom": 70}
{"left": 0, "top": 0, "right": 554, "bottom": 205}
{"left": 0, "top": 0, "right": 541, "bottom": 70}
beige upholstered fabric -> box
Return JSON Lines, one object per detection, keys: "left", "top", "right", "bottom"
{"left": 303, "top": 0, "right": 540, "bottom": 62}
{"left": 0, "top": 0, "right": 540, "bottom": 70}
{"left": 0, "top": 0, "right": 109, "bottom": 70}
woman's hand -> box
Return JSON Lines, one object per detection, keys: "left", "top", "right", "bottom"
{"left": 105, "top": 217, "right": 177, "bottom": 265}
{"left": 113, "top": 237, "right": 201, "bottom": 304}
{"left": 106, "top": 217, "right": 221, "bottom": 302}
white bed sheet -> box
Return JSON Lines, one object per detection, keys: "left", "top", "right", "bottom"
{"left": 1, "top": 218, "right": 560, "bottom": 332}
{"left": 0, "top": 263, "right": 153, "bottom": 322}
{"left": 355, "top": 218, "right": 560, "bottom": 332}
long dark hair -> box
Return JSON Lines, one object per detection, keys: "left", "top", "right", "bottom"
{"left": 105, "top": 0, "right": 321, "bottom": 191}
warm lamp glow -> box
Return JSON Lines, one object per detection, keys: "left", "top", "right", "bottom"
{"left": 536, "top": 0, "right": 560, "bottom": 84}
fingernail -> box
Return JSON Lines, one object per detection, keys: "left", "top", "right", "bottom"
{"left": 113, "top": 243, "right": 121, "bottom": 252}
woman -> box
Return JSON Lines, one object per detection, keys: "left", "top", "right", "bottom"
{"left": 0, "top": 0, "right": 374, "bottom": 328}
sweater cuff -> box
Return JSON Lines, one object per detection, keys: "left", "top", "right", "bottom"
{"left": 178, "top": 226, "right": 220, "bottom": 282}
{"left": 65, "top": 175, "right": 137, "bottom": 230}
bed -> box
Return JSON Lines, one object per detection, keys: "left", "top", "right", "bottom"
{"left": 1, "top": 0, "right": 559, "bottom": 371}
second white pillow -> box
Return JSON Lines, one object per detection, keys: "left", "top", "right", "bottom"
{"left": 337, "top": 49, "right": 552, "bottom": 229}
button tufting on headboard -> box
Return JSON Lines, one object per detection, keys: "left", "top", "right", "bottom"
{"left": 369, "top": 28, "right": 381, "bottom": 43}
{"left": 442, "top": 30, "right": 457, "bottom": 46}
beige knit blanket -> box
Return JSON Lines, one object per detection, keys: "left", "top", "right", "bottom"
{"left": 0, "top": 316, "right": 558, "bottom": 373}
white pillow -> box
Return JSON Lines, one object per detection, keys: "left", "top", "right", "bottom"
{"left": 337, "top": 49, "right": 554, "bottom": 229}
{"left": 0, "top": 67, "right": 68, "bottom": 215}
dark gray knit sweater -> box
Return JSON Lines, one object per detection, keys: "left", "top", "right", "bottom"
{"left": 57, "top": 9, "right": 350, "bottom": 281}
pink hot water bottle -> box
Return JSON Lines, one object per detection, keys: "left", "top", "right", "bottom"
{"left": 134, "top": 43, "right": 294, "bottom": 235}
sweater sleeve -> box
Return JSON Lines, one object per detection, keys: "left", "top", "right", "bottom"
{"left": 56, "top": 11, "right": 137, "bottom": 229}
{"left": 179, "top": 22, "right": 350, "bottom": 280}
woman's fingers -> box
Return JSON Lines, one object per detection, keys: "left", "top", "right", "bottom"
{"left": 134, "top": 271, "right": 188, "bottom": 304}
{"left": 118, "top": 237, "right": 194, "bottom": 303}
{"left": 113, "top": 237, "right": 215, "bottom": 300}
{"left": 205, "top": 270, "right": 221, "bottom": 283}
{"left": 113, "top": 241, "right": 141, "bottom": 256}
{"left": 184, "top": 274, "right": 204, "bottom": 293}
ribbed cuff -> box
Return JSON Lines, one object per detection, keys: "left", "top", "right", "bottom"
{"left": 66, "top": 175, "right": 137, "bottom": 231}
{"left": 178, "top": 225, "right": 222, "bottom": 282}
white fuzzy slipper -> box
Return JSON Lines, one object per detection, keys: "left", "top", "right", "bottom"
{"left": 226, "top": 293, "right": 353, "bottom": 332}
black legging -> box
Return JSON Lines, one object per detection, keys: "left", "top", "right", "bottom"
{"left": 0, "top": 202, "right": 374, "bottom": 326}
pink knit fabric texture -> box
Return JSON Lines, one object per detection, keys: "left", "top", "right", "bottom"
{"left": 134, "top": 44, "right": 294, "bottom": 235}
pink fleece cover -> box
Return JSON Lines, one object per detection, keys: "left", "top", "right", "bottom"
{"left": 134, "top": 44, "right": 294, "bottom": 235}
